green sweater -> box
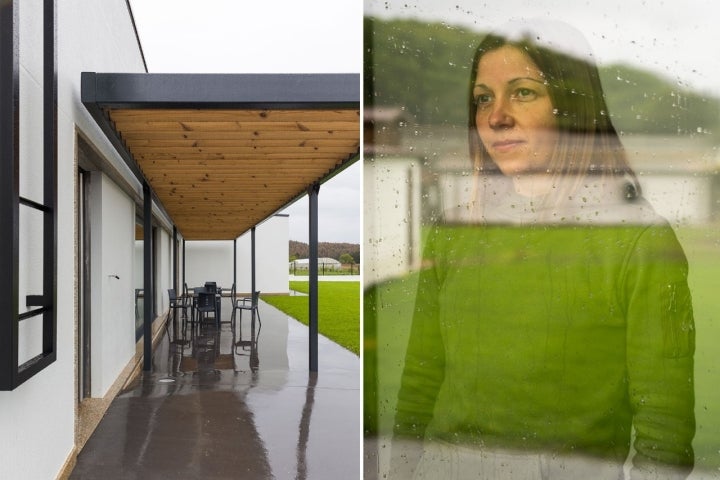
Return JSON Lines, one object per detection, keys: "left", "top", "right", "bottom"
{"left": 395, "top": 188, "right": 695, "bottom": 476}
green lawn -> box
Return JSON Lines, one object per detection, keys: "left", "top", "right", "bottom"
{"left": 366, "top": 226, "right": 720, "bottom": 472}
{"left": 262, "top": 281, "right": 360, "bottom": 355}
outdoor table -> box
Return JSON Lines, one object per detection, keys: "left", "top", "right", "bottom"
{"left": 190, "top": 286, "right": 222, "bottom": 326}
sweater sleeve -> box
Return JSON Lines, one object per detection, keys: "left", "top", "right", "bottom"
{"left": 393, "top": 226, "right": 446, "bottom": 441}
{"left": 623, "top": 224, "right": 695, "bottom": 479}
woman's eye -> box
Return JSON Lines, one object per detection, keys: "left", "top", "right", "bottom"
{"left": 475, "top": 93, "right": 493, "bottom": 107}
{"left": 513, "top": 88, "right": 537, "bottom": 101}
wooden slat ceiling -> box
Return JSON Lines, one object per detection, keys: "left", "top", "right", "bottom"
{"left": 81, "top": 73, "right": 360, "bottom": 241}
{"left": 107, "top": 107, "right": 360, "bottom": 240}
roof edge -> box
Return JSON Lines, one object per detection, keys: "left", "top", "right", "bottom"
{"left": 81, "top": 72, "right": 360, "bottom": 109}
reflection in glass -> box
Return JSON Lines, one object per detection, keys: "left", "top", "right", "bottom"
{"left": 365, "top": 16, "right": 704, "bottom": 480}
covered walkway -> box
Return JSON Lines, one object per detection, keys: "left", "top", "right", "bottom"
{"left": 70, "top": 298, "right": 359, "bottom": 479}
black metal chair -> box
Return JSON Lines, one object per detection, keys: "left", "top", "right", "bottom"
{"left": 232, "top": 290, "right": 261, "bottom": 329}
{"left": 166, "top": 288, "right": 190, "bottom": 341}
{"left": 233, "top": 308, "right": 260, "bottom": 372}
{"left": 134, "top": 288, "right": 143, "bottom": 322}
{"left": 195, "top": 291, "right": 219, "bottom": 327}
{"left": 225, "top": 283, "right": 236, "bottom": 323}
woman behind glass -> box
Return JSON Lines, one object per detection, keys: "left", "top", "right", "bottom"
{"left": 392, "top": 20, "right": 695, "bottom": 480}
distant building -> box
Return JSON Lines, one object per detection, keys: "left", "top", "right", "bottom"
{"left": 290, "top": 257, "right": 342, "bottom": 271}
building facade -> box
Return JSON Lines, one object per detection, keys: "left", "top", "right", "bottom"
{"left": 0, "top": 2, "right": 290, "bottom": 478}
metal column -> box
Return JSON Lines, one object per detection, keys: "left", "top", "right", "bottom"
{"left": 251, "top": 227, "right": 256, "bottom": 298}
{"left": 172, "top": 225, "right": 178, "bottom": 292}
{"left": 143, "top": 182, "right": 153, "bottom": 371}
{"left": 308, "top": 184, "right": 320, "bottom": 372}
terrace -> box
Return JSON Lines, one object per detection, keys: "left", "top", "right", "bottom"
{"left": 70, "top": 297, "right": 359, "bottom": 479}
{"left": 69, "top": 72, "right": 361, "bottom": 478}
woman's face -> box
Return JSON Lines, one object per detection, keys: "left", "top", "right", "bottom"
{"left": 473, "top": 45, "right": 559, "bottom": 176}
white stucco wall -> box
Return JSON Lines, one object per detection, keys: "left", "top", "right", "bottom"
{"left": 89, "top": 172, "right": 136, "bottom": 397}
{"left": 364, "top": 156, "right": 422, "bottom": 286}
{"left": 185, "top": 241, "right": 235, "bottom": 290}
{"left": 0, "top": 1, "right": 147, "bottom": 479}
{"left": 185, "top": 215, "right": 289, "bottom": 295}
{"left": 236, "top": 215, "right": 289, "bottom": 295}
{"left": 155, "top": 227, "right": 172, "bottom": 314}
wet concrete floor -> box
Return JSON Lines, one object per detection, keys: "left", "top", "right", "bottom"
{"left": 70, "top": 298, "right": 360, "bottom": 479}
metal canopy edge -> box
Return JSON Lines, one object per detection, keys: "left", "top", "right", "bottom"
{"left": 81, "top": 72, "right": 360, "bottom": 109}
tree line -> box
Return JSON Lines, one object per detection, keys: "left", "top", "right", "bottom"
{"left": 365, "top": 17, "right": 720, "bottom": 136}
{"left": 289, "top": 240, "right": 360, "bottom": 264}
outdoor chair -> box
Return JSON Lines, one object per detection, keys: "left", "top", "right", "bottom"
{"left": 222, "top": 283, "right": 236, "bottom": 324}
{"left": 195, "top": 291, "right": 219, "bottom": 328}
{"left": 232, "top": 290, "right": 261, "bottom": 329}
{"left": 166, "top": 288, "right": 190, "bottom": 340}
{"left": 233, "top": 313, "right": 260, "bottom": 372}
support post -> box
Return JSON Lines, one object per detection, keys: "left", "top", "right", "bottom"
{"left": 308, "top": 184, "right": 320, "bottom": 372}
{"left": 172, "top": 225, "right": 178, "bottom": 292}
{"left": 143, "top": 182, "right": 153, "bottom": 371}
{"left": 251, "top": 227, "right": 256, "bottom": 298}
{"left": 233, "top": 238, "right": 237, "bottom": 291}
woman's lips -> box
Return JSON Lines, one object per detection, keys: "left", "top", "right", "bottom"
{"left": 492, "top": 139, "right": 525, "bottom": 152}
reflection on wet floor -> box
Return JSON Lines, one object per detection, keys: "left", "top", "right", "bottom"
{"left": 70, "top": 299, "right": 360, "bottom": 479}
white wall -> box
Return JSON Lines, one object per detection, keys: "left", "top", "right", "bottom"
{"left": 0, "top": 1, "right": 146, "bottom": 479}
{"left": 89, "top": 172, "right": 136, "bottom": 397}
{"left": 364, "top": 156, "right": 422, "bottom": 286}
{"left": 185, "top": 215, "right": 289, "bottom": 295}
{"left": 155, "top": 227, "right": 172, "bottom": 314}
{"left": 134, "top": 227, "right": 178, "bottom": 320}
{"left": 236, "top": 215, "right": 289, "bottom": 295}
{"left": 185, "top": 241, "right": 235, "bottom": 289}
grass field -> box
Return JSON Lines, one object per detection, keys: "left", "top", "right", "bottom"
{"left": 262, "top": 281, "right": 360, "bottom": 355}
{"left": 365, "top": 225, "right": 720, "bottom": 475}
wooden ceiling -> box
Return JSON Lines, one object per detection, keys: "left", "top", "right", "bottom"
{"left": 82, "top": 73, "right": 360, "bottom": 241}
{"left": 107, "top": 107, "right": 359, "bottom": 240}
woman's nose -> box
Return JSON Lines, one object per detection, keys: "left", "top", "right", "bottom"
{"left": 487, "top": 98, "right": 514, "bottom": 129}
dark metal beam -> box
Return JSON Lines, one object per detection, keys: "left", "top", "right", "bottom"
{"left": 81, "top": 72, "right": 360, "bottom": 110}
{"left": 143, "top": 182, "right": 153, "bottom": 371}
{"left": 308, "top": 183, "right": 320, "bottom": 372}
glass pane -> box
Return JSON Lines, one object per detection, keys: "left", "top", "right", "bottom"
{"left": 364, "top": 2, "right": 720, "bottom": 478}
{"left": 18, "top": 204, "right": 44, "bottom": 316}
{"left": 135, "top": 223, "right": 144, "bottom": 337}
{"left": 18, "top": 0, "right": 44, "bottom": 203}
{"left": 18, "top": 315, "right": 43, "bottom": 366}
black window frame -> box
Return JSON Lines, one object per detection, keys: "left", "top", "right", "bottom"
{"left": 0, "top": 0, "right": 58, "bottom": 391}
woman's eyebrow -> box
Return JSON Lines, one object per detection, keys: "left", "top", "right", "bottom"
{"left": 508, "top": 76, "right": 546, "bottom": 85}
{"left": 474, "top": 76, "right": 546, "bottom": 89}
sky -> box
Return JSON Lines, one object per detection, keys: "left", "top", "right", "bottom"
{"left": 128, "top": 0, "right": 362, "bottom": 244}
{"left": 366, "top": 0, "right": 720, "bottom": 98}
{"left": 128, "top": 0, "right": 720, "bottom": 243}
